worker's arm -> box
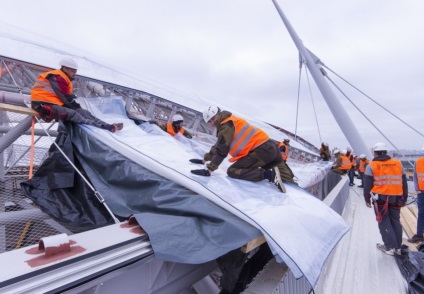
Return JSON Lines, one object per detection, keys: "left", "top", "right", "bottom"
{"left": 46, "top": 74, "right": 79, "bottom": 108}
{"left": 206, "top": 122, "right": 234, "bottom": 171}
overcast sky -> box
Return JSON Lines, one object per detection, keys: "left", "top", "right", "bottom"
{"left": 1, "top": 0, "right": 423, "bottom": 152}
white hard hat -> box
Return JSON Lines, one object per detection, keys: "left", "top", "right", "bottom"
{"left": 359, "top": 154, "right": 366, "bottom": 159}
{"left": 59, "top": 57, "right": 78, "bottom": 70}
{"left": 322, "top": 142, "right": 329, "bottom": 147}
{"left": 172, "top": 114, "right": 183, "bottom": 122}
{"left": 372, "top": 142, "right": 388, "bottom": 152}
{"left": 347, "top": 147, "right": 352, "bottom": 152}
{"left": 203, "top": 105, "right": 220, "bottom": 123}
{"left": 341, "top": 149, "right": 347, "bottom": 155}
{"left": 334, "top": 149, "right": 340, "bottom": 154}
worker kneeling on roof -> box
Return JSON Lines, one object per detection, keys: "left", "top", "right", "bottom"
{"left": 190, "top": 106, "right": 285, "bottom": 192}
{"left": 160, "top": 114, "right": 192, "bottom": 138}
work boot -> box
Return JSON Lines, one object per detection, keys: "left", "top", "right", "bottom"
{"left": 376, "top": 243, "right": 395, "bottom": 256}
{"left": 407, "top": 234, "right": 424, "bottom": 243}
{"left": 273, "top": 167, "right": 286, "bottom": 193}
{"left": 263, "top": 169, "right": 276, "bottom": 183}
{"left": 357, "top": 185, "right": 364, "bottom": 188}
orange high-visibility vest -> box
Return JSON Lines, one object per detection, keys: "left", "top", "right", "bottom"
{"left": 31, "top": 70, "right": 72, "bottom": 106}
{"left": 359, "top": 159, "right": 369, "bottom": 173}
{"left": 350, "top": 155, "right": 356, "bottom": 167}
{"left": 339, "top": 155, "right": 352, "bottom": 170}
{"left": 416, "top": 157, "right": 424, "bottom": 190}
{"left": 370, "top": 159, "right": 403, "bottom": 195}
{"left": 221, "top": 115, "right": 269, "bottom": 162}
{"left": 166, "top": 123, "right": 184, "bottom": 136}
{"left": 278, "top": 142, "right": 289, "bottom": 161}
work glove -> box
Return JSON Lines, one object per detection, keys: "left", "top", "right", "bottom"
{"left": 68, "top": 100, "right": 81, "bottom": 109}
{"left": 39, "top": 104, "right": 55, "bottom": 122}
{"left": 64, "top": 94, "right": 81, "bottom": 109}
{"left": 65, "top": 94, "right": 78, "bottom": 102}
{"left": 191, "top": 169, "right": 211, "bottom": 176}
{"left": 189, "top": 159, "right": 204, "bottom": 164}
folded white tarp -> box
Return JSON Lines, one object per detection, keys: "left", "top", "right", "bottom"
{"left": 77, "top": 97, "right": 349, "bottom": 286}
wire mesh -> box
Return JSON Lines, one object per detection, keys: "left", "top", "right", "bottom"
{"left": 0, "top": 111, "right": 71, "bottom": 254}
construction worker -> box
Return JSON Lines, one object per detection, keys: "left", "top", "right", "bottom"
{"left": 275, "top": 139, "right": 297, "bottom": 185}
{"left": 346, "top": 147, "right": 356, "bottom": 186}
{"left": 363, "top": 142, "right": 408, "bottom": 256}
{"left": 278, "top": 139, "right": 290, "bottom": 162}
{"left": 320, "top": 142, "right": 331, "bottom": 161}
{"left": 356, "top": 154, "right": 369, "bottom": 188}
{"left": 190, "top": 106, "right": 285, "bottom": 192}
{"left": 407, "top": 145, "right": 424, "bottom": 243}
{"left": 332, "top": 149, "right": 351, "bottom": 175}
{"left": 160, "top": 114, "right": 192, "bottom": 138}
{"left": 31, "top": 57, "right": 123, "bottom": 132}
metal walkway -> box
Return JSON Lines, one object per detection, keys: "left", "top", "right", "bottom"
{"left": 315, "top": 177, "right": 407, "bottom": 294}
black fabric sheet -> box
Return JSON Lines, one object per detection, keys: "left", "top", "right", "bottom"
{"left": 22, "top": 123, "right": 262, "bottom": 264}
{"left": 396, "top": 245, "right": 424, "bottom": 293}
{"left": 20, "top": 124, "right": 114, "bottom": 231}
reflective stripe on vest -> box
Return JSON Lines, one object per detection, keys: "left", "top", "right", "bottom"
{"left": 166, "top": 123, "right": 184, "bottom": 136}
{"left": 278, "top": 142, "right": 289, "bottom": 161}
{"left": 30, "top": 69, "right": 72, "bottom": 106}
{"left": 416, "top": 157, "right": 424, "bottom": 190}
{"left": 339, "top": 155, "right": 352, "bottom": 170}
{"left": 370, "top": 159, "right": 403, "bottom": 195}
{"left": 221, "top": 115, "right": 269, "bottom": 162}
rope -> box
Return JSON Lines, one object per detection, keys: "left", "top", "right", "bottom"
{"left": 29, "top": 116, "right": 35, "bottom": 179}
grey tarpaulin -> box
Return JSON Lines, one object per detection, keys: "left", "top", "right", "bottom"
{"left": 23, "top": 122, "right": 262, "bottom": 264}
{"left": 20, "top": 124, "right": 114, "bottom": 230}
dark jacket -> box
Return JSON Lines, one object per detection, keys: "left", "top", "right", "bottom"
{"left": 204, "top": 111, "right": 234, "bottom": 171}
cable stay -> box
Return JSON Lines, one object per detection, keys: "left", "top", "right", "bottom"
{"left": 321, "top": 63, "right": 424, "bottom": 139}
{"left": 321, "top": 68, "right": 415, "bottom": 167}
{"left": 304, "top": 67, "right": 322, "bottom": 143}
{"left": 295, "top": 52, "right": 323, "bottom": 145}
{"left": 294, "top": 53, "right": 302, "bottom": 140}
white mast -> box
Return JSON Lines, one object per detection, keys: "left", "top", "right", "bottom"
{"left": 271, "top": 0, "right": 372, "bottom": 158}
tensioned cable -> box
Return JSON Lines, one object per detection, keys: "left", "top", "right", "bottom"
{"left": 323, "top": 64, "right": 424, "bottom": 138}
{"left": 324, "top": 73, "right": 414, "bottom": 167}
{"left": 294, "top": 56, "right": 302, "bottom": 139}
{"left": 34, "top": 115, "right": 119, "bottom": 223}
{"left": 304, "top": 67, "right": 322, "bottom": 143}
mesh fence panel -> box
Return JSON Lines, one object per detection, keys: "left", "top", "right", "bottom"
{"left": 0, "top": 111, "right": 71, "bottom": 253}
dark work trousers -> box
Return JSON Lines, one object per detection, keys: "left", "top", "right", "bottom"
{"left": 358, "top": 171, "right": 364, "bottom": 186}
{"left": 374, "top": 196, "right": 402, "bottom": 250}
{"left": 276, "top": 161, "right": 296, "bottom": 184}
{"left": 348, "top": 167, "right": 355, "bottom": 184}
{"left": 51, "top": 105, "right": 110, "bottom": 130}
{"left": 227, "top": 139, "right": 282, "bottom": 182}
{"left": 417, "top": 192, "right": 424, "bottom": 236}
